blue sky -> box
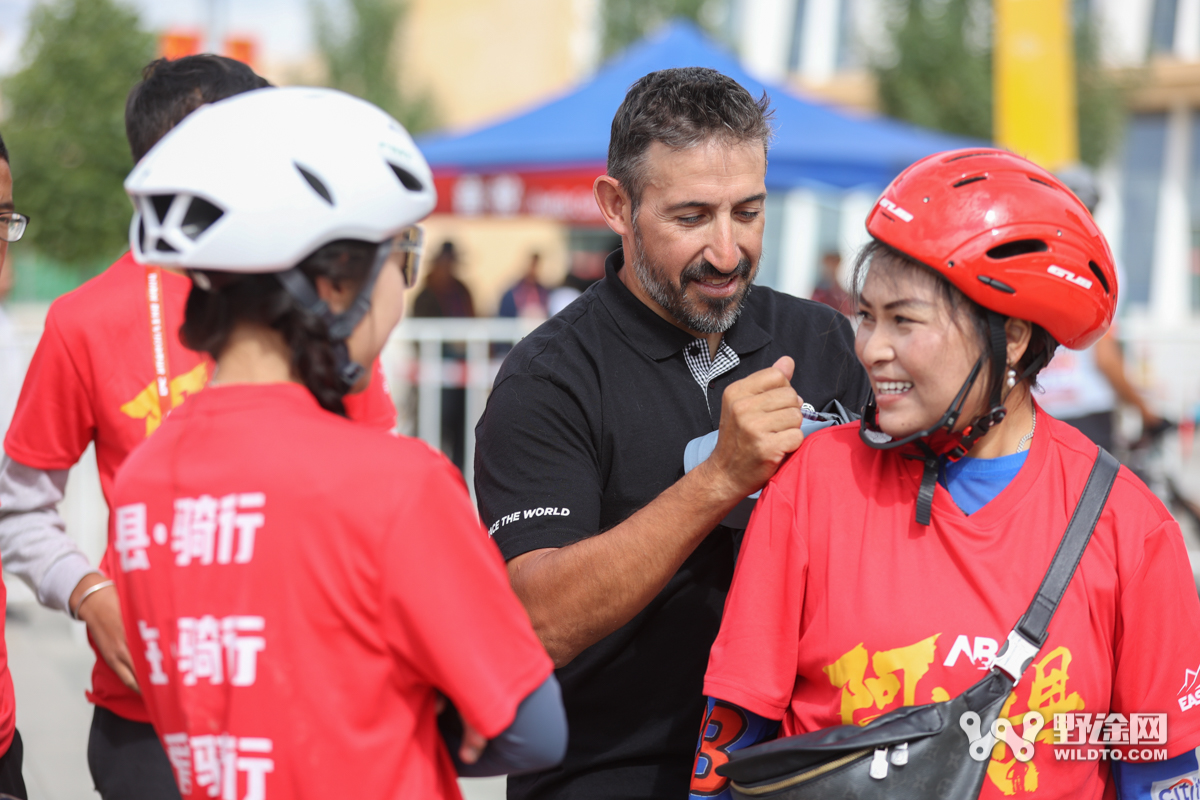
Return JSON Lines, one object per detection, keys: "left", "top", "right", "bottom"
{"left": 0, "top": 0, "right": 314, "bottom": 73}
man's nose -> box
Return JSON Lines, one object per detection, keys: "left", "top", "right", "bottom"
{"left": 704, "top": 218, "right": 740, "bottom": 272}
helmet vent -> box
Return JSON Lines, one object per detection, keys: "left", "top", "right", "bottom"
{"left": 388, "top": 163, "right": 424, "bottom": 192}
{"left": 1028, "top": 177, "right": 1054, "bottom": 188}
{"left": 154, "top": 238, "right": 178, "bottom": 254}
{"left": 987, "top": 239, "right": 1048, "bottom": 260}
{"left": 180, "top": 197, "right": 224, "bottom": 241}
{"left": 1088, "top": 261, "right": 1111, "bottom": 294}
{"left": 945, "top": 152, "right": 992, "bottom": 163}
{"left": 977, "top": 275, "right": 1016, "bottom": 294}
{"left": 150, "top": 194, "right": 174, "bottom": 224}
{"left": 295, "top": 163, "right": 334, "bottom": 206}
{"left": 953, "top": 176, "right": 987, "bottom": 188}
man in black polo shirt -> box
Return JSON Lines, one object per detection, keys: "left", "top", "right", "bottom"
{"left": 474, "top": 67, "right": 871, "bottom": 799}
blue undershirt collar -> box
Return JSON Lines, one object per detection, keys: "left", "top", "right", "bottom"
{"left": 938, "top": 450, "right": 1029, "bottom": 516}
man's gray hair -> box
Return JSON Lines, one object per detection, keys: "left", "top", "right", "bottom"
{"left": 607, "top": 67, "right": 774, "bottom": 216}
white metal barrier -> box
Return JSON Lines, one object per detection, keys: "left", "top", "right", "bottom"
{"left": 382, "top": 317, "right": 542, "bottom": 496}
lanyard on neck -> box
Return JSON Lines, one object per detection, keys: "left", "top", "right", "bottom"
{"left": 145, "top": 265, "right": 174, "bottom": 418}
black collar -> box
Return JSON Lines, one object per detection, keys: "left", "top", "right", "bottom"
{"left": 595, "top": 248, "right": 772, "bottom": 362}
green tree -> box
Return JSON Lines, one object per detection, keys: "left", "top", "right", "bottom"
{"left": 4, "top": 0, "right": 155, "bottom": 270}
{"left": 312, "top": 0, "right": 437, "bottom": 133}
{"left": 873, "top": 0, "right": 1125, "bottom": 167}
{"left": 874, "top": 0, "right": 993, "bottom": 140}
{"left": 602, "top": 0, "right": 721, "bottom": 59}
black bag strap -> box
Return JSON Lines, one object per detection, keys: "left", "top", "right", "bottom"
{"left": 991, "top": 447, "right": 1120, "bottom": 683}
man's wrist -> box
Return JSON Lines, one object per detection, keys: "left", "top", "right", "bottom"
{"left": 689, "top": 459, "right": 751, "bottom": 515}
{"left": 68, "top": 572, "right": 110, "bottom": 618}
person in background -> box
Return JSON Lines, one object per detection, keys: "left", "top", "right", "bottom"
{"left": 0, "top": 248, "right": 21, "bottom": 444}
{"left": 413, "top": 240, "right": 475, "bottom": 319}
{"left": 498, "top": 252, "right": 550, "bottom": 319}
{"left": 411, "top": 240, "right": 474, "bottom": 468}
{"left": 0, "top": 55, "right": 392, "bottom": 800}
{"left": 1039, "top": 166, "right": 1160, "bottom": 451}
{"left": 810, "top": 249, "right": 853, "bottom": 317}
{"left": 548, "top": 250, "right": 607, "bottom": 317}
{"left": 0, "top": 129, "right": 32, "bottom": 800}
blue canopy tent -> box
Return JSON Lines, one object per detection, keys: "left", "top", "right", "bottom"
{"left": 418, "top": 20, "right": 979, "bottom": 224}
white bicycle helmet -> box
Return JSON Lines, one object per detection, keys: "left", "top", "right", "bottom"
{"left": 126, "top": 86, "right": 435, "bottom": 272}
{"left": 125, "top": 86, "right": 436, "bottom": 387}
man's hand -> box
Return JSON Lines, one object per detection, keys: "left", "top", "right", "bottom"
{"left": 435, "top": 693, "right": 488, "bottom": 765}
{"left": 506, "top": 357, "right": 807, "bottom": 668}
{"left": 702, "top": 356, "right": 805, "bottom": 501}
{"left": 459, "top": 720, "right": 487, "bottom": 764}
{"left": 70, "top": 574, "right": 138, "bottom": 692}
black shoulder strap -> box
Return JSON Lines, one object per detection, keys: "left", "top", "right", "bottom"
{"left": 992, "top": 448, "right": 1120, "bottom": 682}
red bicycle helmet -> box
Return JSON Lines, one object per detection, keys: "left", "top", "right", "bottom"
{"left": 865, "top": 148, "right": 1117, "bottom": 350}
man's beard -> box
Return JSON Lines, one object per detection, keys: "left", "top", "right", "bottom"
{"left": 630, "top": 223, "right": 757, "bottom": 335}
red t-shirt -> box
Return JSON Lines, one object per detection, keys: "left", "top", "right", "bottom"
{"left": 111, "top": 383, "right": 551, "bottom": 799}
{"left": 3, "top": 253, "right": 397, "bottom": 722}
{"left": 705, "top": 413, "right": 1200, "bottom": 799}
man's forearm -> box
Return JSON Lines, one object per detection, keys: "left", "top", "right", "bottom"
{"left": 0, "top": 455, "right": 97, "bottom": 611}
{"left": 508, "top": 460, "right": 746, "bottom": 667}
{"left": 1094, "top": 335, "right": 1154, "bottom": 415}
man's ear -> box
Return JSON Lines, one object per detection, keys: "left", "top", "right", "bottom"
{"left": 594, "top": 175, "right": 633, "bottom": 237}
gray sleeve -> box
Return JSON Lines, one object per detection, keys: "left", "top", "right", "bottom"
{"left": 448, "top": 674, "right": 568, "bottom": 778}
{"left": 0, "top": 455, "right": 97, "bottom": 612}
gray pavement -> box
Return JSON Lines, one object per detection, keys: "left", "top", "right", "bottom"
{"left": 4, "top": 597, "right": 505, "bottom": 800}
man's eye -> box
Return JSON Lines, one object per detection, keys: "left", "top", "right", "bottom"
{"left": 679, "top": 215, "right": 702, "bottom": 224}
{"left": 737, "top": 210, "right": 760, "bottom": 221}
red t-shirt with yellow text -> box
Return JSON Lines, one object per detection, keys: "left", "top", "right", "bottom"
{"left": 3, "top": 253, "right": 397, "bottom": 722}
{"left": 704, "top": 414, "right": 1200, "bottom": 799}
{"left": 112, "top": 383, "right": 551, "bottom": 799}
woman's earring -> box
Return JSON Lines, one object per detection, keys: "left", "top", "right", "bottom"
{"left": 1006, "top": 367, "right": 1018, "bottom": 389}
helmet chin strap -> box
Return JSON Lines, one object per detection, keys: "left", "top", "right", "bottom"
{"left": 275, "top": 238, "right": 396, "bottom": 393}
{"left": 859, "top": 311, "right": 1011, "bottom": 525}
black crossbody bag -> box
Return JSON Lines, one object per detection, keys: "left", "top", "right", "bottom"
{"left": 716, "top": 448, "right": 1120, "bottom": 800}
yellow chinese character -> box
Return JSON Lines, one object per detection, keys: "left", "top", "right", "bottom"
{"left": 987, "top": 647, "right": 1085, "bottom": 796}
{"left": 823, "top": 635, "right": 939, "bottom": 725}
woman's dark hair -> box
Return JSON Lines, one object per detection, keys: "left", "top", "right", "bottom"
{"left": 180, "top": 239, "right": 378, "bottom": 415}
{"left": 851, "top": 240, "right": 1058, "bottom": 401}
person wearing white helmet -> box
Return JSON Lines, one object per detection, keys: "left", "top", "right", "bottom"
{"left": 110, "top": 87, "right": 566, "bottom": 799}
{"left": 0, "top": 56, "right": 397, "bottom": 800}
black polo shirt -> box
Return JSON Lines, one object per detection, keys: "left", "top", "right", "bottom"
{"left": 474, "top": 249, "right": 870, "bottom": 800}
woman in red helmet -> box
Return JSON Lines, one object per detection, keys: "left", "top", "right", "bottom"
{"left": 688, "top": 149, "right": 1200, "bottom": 800}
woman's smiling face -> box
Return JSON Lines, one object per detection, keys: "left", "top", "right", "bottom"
{"left": 854, "top": 254, "right": 988, "bottom": 439}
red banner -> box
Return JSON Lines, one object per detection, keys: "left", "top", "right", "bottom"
{"left": 160, "top": 30, "right": 202, "bottom": 61}
{"left": 432, "top": 165, "right": 607, "bottom": 225}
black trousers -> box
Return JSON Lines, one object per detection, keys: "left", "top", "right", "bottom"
{"left": 88, "top": 707, "right": 180, "bottom": 800}
{"left": 0, "top": 729, "right": 27, "bottom": 799}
